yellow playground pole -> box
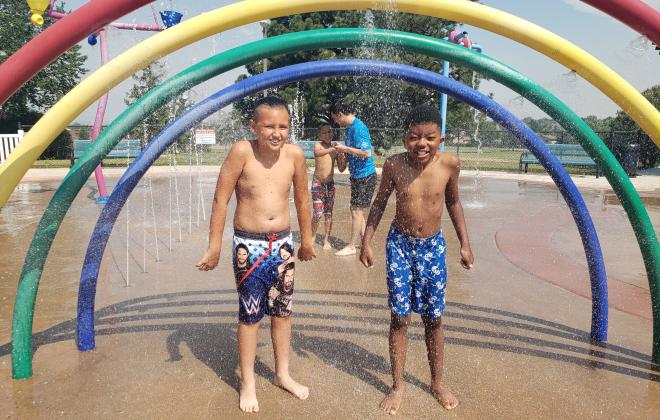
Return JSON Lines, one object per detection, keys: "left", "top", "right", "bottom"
{"left": 0, "top": 0, "right": 658, "bottom": 207}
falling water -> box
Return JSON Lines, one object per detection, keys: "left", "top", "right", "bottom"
{"left": 289, "top": 85, "right": 305, "bottom": 143}
{"left": 188, "top": 129, "right": 194, "bottom": 234}
{"left": 125, "top": 148, "right": 131, "bottom": 286}
{"left": 142, "top": 179, "right": 148, "bottom": 273}
{"left": 465, "top": 71, "right": 484, "bottom": 209}
{"left": 194, "top": 142, "right": 207, "bottom": 227}
{"left": 628, "top": 35, "right": 653, "bottom": 54}
{"left": 168, "top": 146, "right": 173, "bottom": 251}
{"left": 148, "top": 176, "right": 160, "bottom": 262}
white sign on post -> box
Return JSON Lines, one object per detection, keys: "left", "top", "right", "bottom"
{"left": 194, "top": 128, "right": 216, "bottom": 145}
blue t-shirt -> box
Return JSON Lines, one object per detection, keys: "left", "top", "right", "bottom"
{"left": 345, "top": 117, "right": 376, "bottom": 179}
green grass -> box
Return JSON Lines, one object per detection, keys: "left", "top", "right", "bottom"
{"left": 32, "top": 147, "right": 599, "bottom": 176}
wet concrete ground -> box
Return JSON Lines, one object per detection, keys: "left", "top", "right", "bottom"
{"left": 1, "top": 168, "right": 659, "bottom": 419}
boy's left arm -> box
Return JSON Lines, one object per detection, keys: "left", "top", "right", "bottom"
{"left": 292, "top": 147, "right": 317, "bottom": 261}
{"left": 445, "top": 156, "right": 474, "bottom": 269}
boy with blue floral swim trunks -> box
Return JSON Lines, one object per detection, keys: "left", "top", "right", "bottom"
{"left": 360, "top": 104, "right": 474, "bottom": 415}
{"left": 196, "top": 96, "right": 316, "bottom": 413}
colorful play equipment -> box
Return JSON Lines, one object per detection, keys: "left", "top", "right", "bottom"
{"left": 38, "top": 0, "right": 178, "bottom": 203}
{"left": 579, "top": 0, "right": 660, "bottom": 47}
{"left": 2, "top": 0, "right": 659, "bottom": 210}
{"left": 3, "top": 1, "right": 660, "bottom": 378}
{"left": 439, "top": 29, "right": 482, "bottom": 151}
{"left": 26, "top": 0, "right": 49, "bottom": 25}
{"left": 73, "top": 59, "right": 605, "bottom": 353}
{"left": 15, "top": 28, "right": 627, "bottom": 371}
{"left": 0, "top": 0, "right": 152, "bottom": 107}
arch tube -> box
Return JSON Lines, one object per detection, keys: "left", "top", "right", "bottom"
{"left": 17, "top": 28, "right": 660, "bottom": 378}
{"left": 579, "top": 0, "right": 660, "bottom": 46}
{"left": 1, "top": 0, "right": 659, "bottom": 208}
{"left": 71, "top": 59, "right": 605, "bottom": 371}
{"left": 0, "top": 0, "right": 151, "bottom": 106}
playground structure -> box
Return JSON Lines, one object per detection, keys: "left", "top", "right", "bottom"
{"left": 39, "top": 0, "right": 178, "bottom": 202}
{"left": 0, "top": 0, "right": 658, "bottom": 383}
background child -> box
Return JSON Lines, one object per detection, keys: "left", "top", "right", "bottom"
{"left": 330, "top": 100, "right": 377, "bottom": 256}
{"left": 360, "top": 104, "right": 474, "bottom": 415}
{"left": 311, "top": 123, "right": 346, "bottom": 249}
{"left": 196, "top": 96, "right": 316, "bottom": 413}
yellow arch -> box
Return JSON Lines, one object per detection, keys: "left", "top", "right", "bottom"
{"left": 1, "top": 0, "right": 658, "bottom": 207}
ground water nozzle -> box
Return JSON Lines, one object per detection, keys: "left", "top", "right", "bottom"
{"left": 26, "top": 0, "right": 49, "bottom": 25}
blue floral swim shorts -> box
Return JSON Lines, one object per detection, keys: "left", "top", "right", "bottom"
{"left": 385, "top": 224, "right": 447, "bottom": 318}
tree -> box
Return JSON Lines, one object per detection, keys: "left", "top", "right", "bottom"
{"left": 582, "top": 115, "right": 613, "bottom": 134}
{"left": 608, "top": 85, "right": 659, "bottom": 169}
{"left": 233, "top": 8, "right": 482, "bottom": 153}
{"left": 0, "top": 1, "right": 87, "bottom": 128}
{"left": 124, "top": 61, "right": 191, "bottom": 148}
{"left": 0, "top": 1, "right": 86, "bottom": 160}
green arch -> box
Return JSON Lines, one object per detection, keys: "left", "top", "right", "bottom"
{"left": 13, "top": 29, "right": 659, "bottom": 371}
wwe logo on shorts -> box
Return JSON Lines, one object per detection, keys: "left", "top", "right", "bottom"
{"left": 241, "top": 295, "right": 262, "bottom": 315}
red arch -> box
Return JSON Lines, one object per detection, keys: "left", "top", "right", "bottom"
{"left": 0, "top": 0, "right": 150, "bottom": 106}
{"left": 580, "top": 0, "right": 660, "bottom": 46}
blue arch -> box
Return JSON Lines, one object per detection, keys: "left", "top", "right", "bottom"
{"left": 77, "top": 59, "right": 607, "bottom": 350}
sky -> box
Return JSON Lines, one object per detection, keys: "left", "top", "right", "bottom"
{"left": 57, "top": 0, "right": 660, "bottom": 124}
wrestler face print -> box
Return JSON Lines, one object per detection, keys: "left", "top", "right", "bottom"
{"left": 283, "top": 268, "right": 294, "bottom": 293}
{"left": 236, "top": 246, "right": 249, "bottom": 268}
{"left": 279, "top": 243, "right": 293, "bottom": 262}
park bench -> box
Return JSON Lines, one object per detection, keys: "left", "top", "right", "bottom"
{"left": 519, "top": 143, "right": 599, "bottom": 177}
{"left": 71, "top": 139, "right": 142, "bottom": 166}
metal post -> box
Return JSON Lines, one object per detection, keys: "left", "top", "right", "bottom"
{"left": 440, "top": 60, "right": 449, "bottom": 151}
{"left": 90, "top": 29, "right": 110, "bottom": 203}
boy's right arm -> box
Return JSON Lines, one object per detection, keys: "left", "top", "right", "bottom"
{"left": 314, "top": 142, "right": 334, "bottom": 157}
{"left": 334, "top": 142, "right": 348, "bottom": 172}
{"left": 196, "top": 143, "right": 245, "bottom": 271}
{"left": 360, "top": 158, "right": 395, "bottom": 268}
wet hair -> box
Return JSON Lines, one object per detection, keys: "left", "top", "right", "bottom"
{"left": 278, "top": 242, "right": 294, "bottom": 259}
{"left": 235, "top": 243, "right": 249, "bottom": 254}
{"left": 328, "top": 99, "right": 354, "bottom": 115}
{"left": 403, "top": 104, "right": 443, "bottom": 130}
{"left": 251, "top": 96, "right": 290, "bottom": 121}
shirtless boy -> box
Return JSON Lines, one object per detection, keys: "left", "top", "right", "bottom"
{"left": 360, "top": 104, "right": 474, "bottom": 415}
{"left": 311, "top": 123, "right": 346, "bottom": 250}
{"left": 196, "top": 96, "right": 316, "bottom": 413}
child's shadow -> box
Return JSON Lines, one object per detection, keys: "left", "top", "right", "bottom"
{"left": 291, "top": 331, "right": 431, "bottom": 395}
{"left": 292, "top": 230, "right": 348, "bottom": 250}
{"left": 165, "top": 322, "right": 274, "bottom": 392}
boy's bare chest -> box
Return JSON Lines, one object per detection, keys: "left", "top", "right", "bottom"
{"left": 237, "top": 159, "right": 294, "bottom": 194}
{"left": 395, "top": 170, "right": 446, "bottom": 200}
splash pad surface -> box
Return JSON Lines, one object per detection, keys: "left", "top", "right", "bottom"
{"left": 1, "top": 171, "right": 658, "bottom": 418}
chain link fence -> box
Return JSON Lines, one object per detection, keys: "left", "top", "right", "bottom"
{"left": 22, "top": 123, "right": 653, "bottom": 175}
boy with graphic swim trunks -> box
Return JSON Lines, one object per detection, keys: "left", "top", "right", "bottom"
{"left": 311, "top": 123, "right": 346, "bottom": 250}
{"left": 196, "top": 96, "right": 316, "bottom": 414}
{"left": 360, "top": 104, "right": 474, "bottom": 415}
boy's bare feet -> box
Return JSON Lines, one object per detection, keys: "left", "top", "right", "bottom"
{"left": 239, "top": 381, "right": 259, "bottom": 413}
{"left": 274, "top": 374, "right": 310, "bottom": 400}
{"left": 432, "top": 384, "right": 458, "bottom": 410}
{"left": 380, "top": 386, "right": 405, "bottom": 415}
{"left": 335, "top": 244, "right": 356, "bottom": 256}
{"left": 322, "top": 241, "right": 332, "bottom": 250}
